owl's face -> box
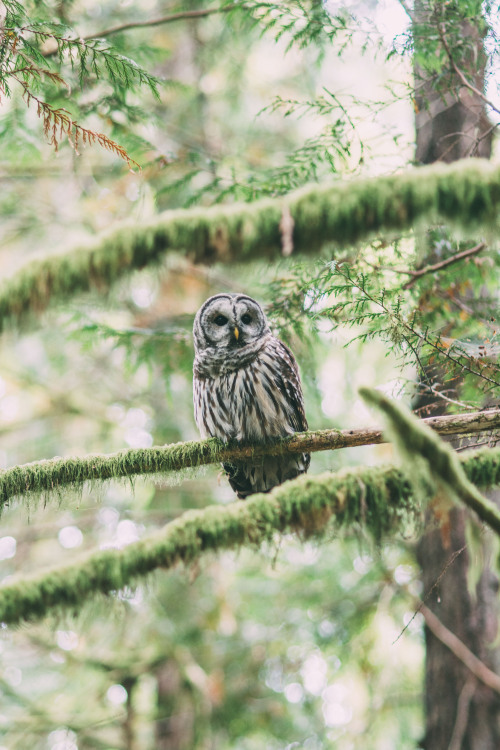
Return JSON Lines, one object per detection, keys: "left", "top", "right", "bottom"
{"left": 193, "top": 293, "right": 270, "bottom": 352}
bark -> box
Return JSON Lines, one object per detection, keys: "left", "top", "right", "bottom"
{"left": 414, "top": 8, "right": 493, "bottom": 163}
{"left": 413, "top": 3, "right": 500, "bottom": 747}
{"left": 417, "top": 510, "right": 500, "bottom": 749}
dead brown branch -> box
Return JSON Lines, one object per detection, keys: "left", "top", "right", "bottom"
{"left": 83, "top": 3, "right": 245, "bottom": 41}
{"left": 402, "top": 242, "right": 487, "bottom": 289}
{"left": 369, "top": 242, "right": 487, "bottom": 289}
{"left": 420, "top": 603, "right": 500, "bottom": 694}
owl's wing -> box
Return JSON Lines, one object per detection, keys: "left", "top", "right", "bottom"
{"left": 266, "top": 337, "right": 308, "bottom": 433}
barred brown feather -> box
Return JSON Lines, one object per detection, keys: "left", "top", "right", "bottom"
{"left": 193, "top": 293, "right": 310, "bottom": 498}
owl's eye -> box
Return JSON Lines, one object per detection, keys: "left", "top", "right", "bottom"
{"left": 214, "top": 315, "right": 228, "bottom": 326}
{"left": 241, "top": 313, "right": 252, "bottom": 324}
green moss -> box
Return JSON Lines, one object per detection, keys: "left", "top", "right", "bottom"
{"left": 0, "top": 460, "right": 421, "bottom": 625}
{"left": 2, "top": 439, "right": 500, "bottom": 626}
{"left": 1, "top": 160, "right": 500, "bottom": 331}
{"left": 3, "top": 429, "right": 500, "bottom": 517}
{"left": 360, "top": 387, "right": 500, "bottom": 536}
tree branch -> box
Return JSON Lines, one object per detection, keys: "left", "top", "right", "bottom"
{"left": 1, "top": 447, "right": 500, "bottom": 626}
{"left": 1, "top": 409, "right": 499, "bottom": 510}
{"left": 448, "top": 677, "right": 476, "bottom": 750}
{"left": 438, "top": 22, "right": 500, "bottom": 121}
{"left": 1, "top": 159, "right": 500, "bottom": 331}
{"left": 420, "top": 603, "right": 500, "bottom": 695}
{"left": 87, "top": 3, "right": 245, "bottom": 39}
{"left": 360, "top": 389, "right": 500, "bottom": 536}
{"left": 402, "top": 241, "right": 487, "bottom": 289}
{"left": 41, "top": 3, "right": 264, "bottom": 58}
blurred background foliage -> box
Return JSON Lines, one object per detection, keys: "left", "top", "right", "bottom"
{"left": 0, "top": 0, "right": 499, "bottom": 748}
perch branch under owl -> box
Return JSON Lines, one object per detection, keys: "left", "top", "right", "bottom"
{"left": 1, "top": 408, "right": 499, "bottom": 510}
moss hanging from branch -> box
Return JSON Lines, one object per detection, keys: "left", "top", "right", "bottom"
{"left": 0, "top": 465, "right": 421, "bottom": 625}
{"left": 1, "top": 159, "right": 500, "bottom": 331}
{"left": 1, "top": 447, "right": 500, "bottom": 626}
{"left": 360, "top": 388, "right": 500, "bottom": 536}
{"left": 1, "top": 409, "right": 499, "bottom": 511}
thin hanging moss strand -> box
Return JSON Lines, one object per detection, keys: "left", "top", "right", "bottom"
{"left": 1, "top": 159, "right": 500, "bottom": 331}
{"left": 0, "top": 449, "right": 499, "bottom": 626}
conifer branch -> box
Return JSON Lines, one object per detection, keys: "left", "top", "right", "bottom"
{"left": 326, "top": 263, "right": 500, "bottom": 390}
{"left": 1, "top": 409, "right": 499, "bottom": 511}
{"left": 13, "top": 77, "right": 140, "bottom": 168}
{"left": 1, "top": 448, "right": 500, "bottom": 626}
{"left": 0, "top": 159, "right": 499, "bottom": 331}
{"left": 402, "top": 241, "right": 487, "bottom": 289}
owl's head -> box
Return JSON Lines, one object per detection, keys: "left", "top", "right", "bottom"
{"left": 193, "top": 293, "right": 270, "bottom": 353}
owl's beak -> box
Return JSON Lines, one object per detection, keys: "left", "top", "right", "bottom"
{"left": 234, "top": 326, "right": 239, "bottom": 341}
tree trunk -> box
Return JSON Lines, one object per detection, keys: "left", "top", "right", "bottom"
{"left": 417, "top": 509, "right": 500, "bottom": 749}
{"left": 413, "top": 3, "right": 500, "bottom": 747}
{"left": 155, "top": 660, "right": 194, "bottom": 750}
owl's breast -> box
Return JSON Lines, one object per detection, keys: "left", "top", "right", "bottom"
{"left": 194, "top": 354, "right": 297, "bottom": 443}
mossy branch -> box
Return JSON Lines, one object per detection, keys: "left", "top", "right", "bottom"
{"left": 1, "top": 159, "right": 500, "bottom": 331}
{"left": 3, "top": 448, "right": 500, "bottom": 626}
{"left": 1, "top": 409, "right": 499, "bottom": 511}
{"left": 360, "top": 388, "right": 500, "bottom": 536}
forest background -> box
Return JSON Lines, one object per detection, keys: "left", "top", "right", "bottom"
{"left": 1, "top": 0, "right": 500, "bottom": 748}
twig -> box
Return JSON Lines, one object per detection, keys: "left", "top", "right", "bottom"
{"left": 368, "top": 242, "right": 487, "bottom": 288}
{"left": 34, "top": 3, "right": 253, "bottom": 57}
{"left": 393, "top": 541, "right": 470, "bottom": 644}
{"left": 85, "top": 3, "right": 248, "bottom": 40}
{"left": 438, "top": 22, "right": 500, "bottom": 120}
{"left": 402, "top": 242, "right": 487, "bottom": 289}
{"left": 457, "top": 437, "right": 500, "bottom": 452}
{"left": 416, "top": 382, "right": 475, "bottom": 411}
{"left": 435, "top": 288, "right": 497, "bottom": 331}
{"left": 420, "top": 603, "right": 500, "bottom": 694}
{"left": 470, "top": 121, "right": 500, "bottom": 157}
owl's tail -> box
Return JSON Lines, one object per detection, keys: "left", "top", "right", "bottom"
{"left": 223, "top": 453, "right": 310, "bottom": 499}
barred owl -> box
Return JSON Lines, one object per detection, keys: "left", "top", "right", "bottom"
{"left": 193, "top": 293, "right": 310, "bottom": 498}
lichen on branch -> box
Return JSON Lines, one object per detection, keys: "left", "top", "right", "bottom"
{"left": 1, "top": 159, "right": 500, "bottom": 331}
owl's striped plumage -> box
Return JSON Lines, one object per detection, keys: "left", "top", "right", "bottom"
{"left": 193, "top": 293, "right": 309, "bottom": 498}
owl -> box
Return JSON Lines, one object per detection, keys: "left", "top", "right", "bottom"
{"left": 193, "top": 293, "right": 310, "bottom": 498}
